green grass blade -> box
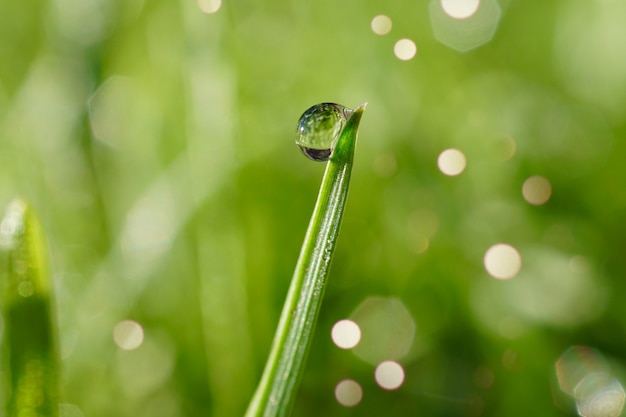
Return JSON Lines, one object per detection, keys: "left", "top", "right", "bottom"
{"left": 245, "top": 103, "right": 366, "bottom": 417}
{"left": 0, "top": 199, "right": 60, "bottom": 417}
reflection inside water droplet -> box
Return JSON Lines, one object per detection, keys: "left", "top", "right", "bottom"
{"left": 296, "top": 103, "right": 352, "bottom": 162}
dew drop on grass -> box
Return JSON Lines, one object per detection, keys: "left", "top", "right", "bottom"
{"left": 296, "top": 103, "right": 353, "bottom": 161}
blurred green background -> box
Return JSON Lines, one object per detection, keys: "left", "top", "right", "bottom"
{"left": 2, "top": 0, "right": 626, "bottom": 416}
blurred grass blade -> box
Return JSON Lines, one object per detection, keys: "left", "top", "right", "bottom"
{"left": 246, "top": 103, "right": 366, "bottom": 417}
{"left": 0, "top": 199, "right": 60, "bottom": 417}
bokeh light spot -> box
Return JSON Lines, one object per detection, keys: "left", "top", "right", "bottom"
{"left": 556, "top": 346, "right": 626, "bottom": 417}
{"left": 198, "top": 0, "right": 222, "bottom": 14}
{"left": 576, "top": 374, "right": 625, "bottom": 417}
{"left": 113, "top": 320, "right": 144, "bottom": 351}
{"left": 351, "top": 297, "right": 417, "bottom": 365}
{"left": 522, "top": 175, "right": 552, "bottom": 205}
{"left": 484, "top": 243, "right": 521, "bottom": 280}
{"left": 437, "top": 148, "right": 467, "bottom": 176}
{"left": 441, "top": 0, "right": 480, "bottom": 19}
{"left": 429, "top": 0, "right": 501, "bottom": 52}
{"left": 557, "top": 346, "right": 608, "bottom": 397}
{"left": 331, "top": 319, "right": 361, "bottom": 350}
{"left": 375, "top": 361, "right": 405, "bottom": 390}
{"left": 394, "top": 39, "right": 417, "bottom": 61}
{"left": 335, "top": 379, "right": 363, "bottom": 407}
{"left": 371, "top": 15, "right": 392, "bottom": 35}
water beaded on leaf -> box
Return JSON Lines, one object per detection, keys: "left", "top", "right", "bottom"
{"left": 296, "top": 103, "right": 353, "bottom": 162}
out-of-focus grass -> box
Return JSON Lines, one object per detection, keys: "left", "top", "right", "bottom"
{"left": 1, "top": 0, "right": 626, "bottom": 416}
{"left": 0, "top": 199, "right": 60, "bottom": 417}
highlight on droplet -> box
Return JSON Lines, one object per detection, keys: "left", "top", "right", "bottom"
{"left": 484, "top": 243, "right": 522, "bottom": 280}
{"left": 394, "top": 39, "right": 417, "bottom": 61}
{"left": 113, "top": 320, "right": 145, "bottom": 351}
{"left": 371, "top": 15, "right": 393, "bottom": 35}
{"left": 441, "top": 0, "right": 480, "bottom": 19}
{"left": 198, "top": 0, "right": 222, "bottom": 14}
{"left": 522, "top": 175, "right": 552, "bottom": 206}
{"left": 437, "top": 148, "right": 467, "bottom": 176}
{"left": 375, "top": 361, "right": 405, "bottom": 390}
{"left": 335, "top": 379, "right": 363, "bottom": 407}
{"left": 331, "top": 319, "right": 362, "bottom": 350}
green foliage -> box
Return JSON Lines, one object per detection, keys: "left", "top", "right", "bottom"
{"left": 246, "top": 104, "right": 364, "bottom": 417}
{"left": 0, "top": 199, "right": 60, "bottom": 417}
{"left": 1, "top": 0, "right": 626, "bottom": 416}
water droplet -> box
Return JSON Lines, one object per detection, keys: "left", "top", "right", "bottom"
{"left": 296, "top": 103, "right": 352, "bottom": 162}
